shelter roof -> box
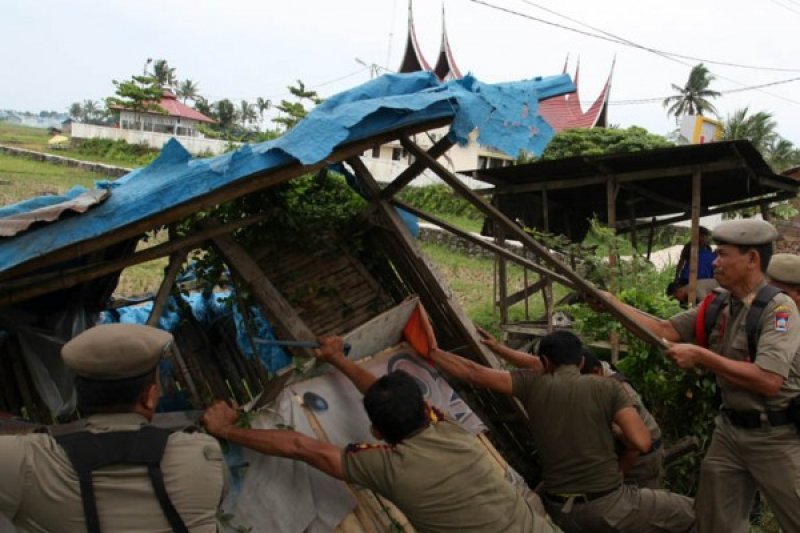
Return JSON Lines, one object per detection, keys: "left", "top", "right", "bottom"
{"left": 0, "top": 71, "right": 575, "bottom": 280}
{"left": 537, "top": 58, "right": 613, "bottom": 131}
{"left": 469, "top": 140, "right": 799, "bottom": 241}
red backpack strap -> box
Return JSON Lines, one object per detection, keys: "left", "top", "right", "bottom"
{"left": 695, "top": 292, "right": 718, "bottom": 348}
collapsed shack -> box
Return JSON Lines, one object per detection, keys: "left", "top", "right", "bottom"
{"left": 0, "top": 71, "right": 608, "bottom": 530}
{"left": 463, "top": 141, "right": 800, "bottom": 357}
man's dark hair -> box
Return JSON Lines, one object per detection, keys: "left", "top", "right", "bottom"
{"left": 538, "top": 330, "right": 583, "bottom": 367}
{"left": 699, "top": 226, "right": 711, "bottom": 236}
{"left": 363, "top": 371, "right": 427, "bottom": 445}
{"left": 666, "top": 281, "right": 686, "bottom": 298}
{"left": 580, "top": 348, "right": 604, "bottom": 375}
{"left": 75, "top": 370, "right": 157, "bottom": 415}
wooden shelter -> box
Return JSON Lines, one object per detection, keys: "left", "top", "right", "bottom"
{"left": 466, "top": 141, "right": 799, "bottom": 356}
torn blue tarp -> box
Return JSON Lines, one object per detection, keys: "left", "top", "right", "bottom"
{"left": 100, "top": 290, "right": 291, "bottom": 373}
{"left": 0, "top": 71, "right": 574, "bottom": 274}
{"left": 0, "top": 185, "right": 88, "bottom": 218}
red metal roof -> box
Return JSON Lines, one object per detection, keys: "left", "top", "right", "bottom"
{"left": 538, "top": 60, "right": 613, "bottom": 132}
{"left": 433, "top": 7, "right": 462, "bottom": 81}
{"left": 111, "top": 90, "right": 215, "bottom": 123}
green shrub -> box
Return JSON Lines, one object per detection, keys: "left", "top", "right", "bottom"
{"left": 70, "top": 137, "right": 159, "bottom": 166}
{"left": 398, "top": 184, "right": 483, "bottom": 222}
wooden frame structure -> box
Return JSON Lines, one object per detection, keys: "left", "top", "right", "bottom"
{"left": 465, "top": 141, "right": 799, "bottom": 356}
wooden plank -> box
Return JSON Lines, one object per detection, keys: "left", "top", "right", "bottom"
{"left": 398, "top": 136, "right": 669, "bottom": 351}
{"left": 0, "top": 118, "right": 453, "bottom": 282}
{"left": 379, "top": 136, "right": 455, "bottom": 200}
{"left": 0, "top": 215, "right": 264, "bottom": 306}
{"left": 147, "top": 249, "right": 188, "bottom": 327}
{"left": 620, "top": 181, "right": 690, "bottom": 212}
{"left": 210, "top": 231, "right": 317, "bottom": 358}
{"left": 687, "top": 171, "right": 701, "bottom": 308}
{"left": 391, "top": 199, "right": 576, "bottom": 288}
{"left": 498, "top": 278, "right": 548, "bottom": 308}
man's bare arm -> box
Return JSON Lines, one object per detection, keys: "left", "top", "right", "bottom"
{"left": 314, "top": 336, "right": 376, "bottom": 394}
{"left": 201, "top": 401, "right": 345, "bottom": 480}
{"left": 476, "top": 326, "right": 543, "bottom": 372}
{"left": 429, "top": 348, "right": 513, "bottom": 395}
{"left": 613, "top": 406, "right": 651, "bottom": 454}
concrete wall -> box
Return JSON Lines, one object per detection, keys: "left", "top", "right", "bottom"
{"left": 71, "top": 123, "right": 235, "bottom": 156}
{"left": 0, "top": 144, "right": 130, "bottom": 178}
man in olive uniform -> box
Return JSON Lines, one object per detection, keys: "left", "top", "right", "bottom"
{"left": 0, "top": 324, "right": 226, "bottom": 532}
{"left": 430, "top": 329, "right": 695, "bottom": 532}
{"left": 202, "top": 335, "right": 560, "bottom": 533}
{"left": 598, "top": 220, "right": 800, "bottom": 532}
{"left": 767, "top": 253, "right": 800, "bottom": 306}
{"left": 581, "top": 352, "right": 665, "bottom": 489}
{"left": 477, "top": 327, "right": 666, "bottom": 489}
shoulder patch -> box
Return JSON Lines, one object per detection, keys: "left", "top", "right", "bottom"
{"left": 345, "top": 442, "right": 391, "bottom": 454}
{"left": 775, "top": 309, "right": 790, "bottom": 332}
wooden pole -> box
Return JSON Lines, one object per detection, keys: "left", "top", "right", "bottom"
{"left": 606, "top": 178, "right": 620, "bottom": 364}
{"left": 496, "top": 225, "right": 508, "bottom": 326}
{"left": 646, "top": 216, "right": 656, "bottom": 262}
{"left": 687, "top": 171, "right": 702, "bottom": 308}
{"left": 210, "top": 231, "right": 317, "bottom": 359}
{"left": 396, "top": 136, "right": 669, "bottom": 351}
{"left": 146, "top": 249, "right": 188, "bottom": 327}
{"left": 0, "top": 215, "right": 264, "bottom": 307}
{"left": 542, "top": 189, "right": 553, "bottom": 332}
{"left": 391, "top": 199, "right": 576, "bottom": 288}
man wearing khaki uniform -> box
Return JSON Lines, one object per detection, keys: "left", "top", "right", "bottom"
{"left": 0, "top": 324, "right": 226, "bottom": 532}
{"left": 601, "top": 220, "right": 800, "bottom": 532}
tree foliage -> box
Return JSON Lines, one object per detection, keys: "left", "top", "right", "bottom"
{"left": 273, "top": 80, "right": 322, "bottom": 131}
{"left": 152, "top": 59, "right": 177, "bottom": 86}
{"left": 106, "top": 75, "right": 165, "bottom": 120}
{"left": 177, "top": 79, "right": 200, "bottom": 103}
{"left": 662, "top": 63, "right": 721, "bottom": 121}
{"left": 539, "top": 126, "right": 674, "bottom": 160}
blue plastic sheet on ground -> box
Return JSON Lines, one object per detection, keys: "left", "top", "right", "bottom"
{"left": 0, "top": 71, "right": 574, "bottom": 274}
{"left": 100, "top": 290, "right": 291, "bottom": 373}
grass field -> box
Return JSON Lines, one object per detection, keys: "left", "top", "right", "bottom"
{"left": 0, "top": 153, "right": 104, "bottom": 206}
{"left": 0, "top": 122, "right": 153, "bottom": 167}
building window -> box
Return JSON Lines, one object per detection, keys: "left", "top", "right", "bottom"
{"left": 371, "top": 145, "right": 381, "bottom": 158}
{"left": 477, "top": 156, "right": 488, "bottom": 169}
{"left": 392, "top": 147, "right": 402, "bottom": 161}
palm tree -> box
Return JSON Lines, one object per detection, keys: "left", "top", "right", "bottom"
{"left": 722, "top": 108, "right": 777, "bottom": 153}
{"left": 177, "top": 79, "right": 200, "bottom": 103}
{"left": 765, "top": 137, "right": 800, "bottom": 173}
{"left": 663, "top": 63, "right": 721, "bottom": 122}
{"left": 214, "top": 99, "right": 237, "bottom": 130}
{"left": 82, "top": 99, "right": 100, "bottom": 123}
{"left": 68, "top": 102, "right": 83, "bottom": 121}
{"left": 256, "top": 97, "right": 272, "bottom": 121}
{"left": 238, "top": 100, "right": 257, "bottom": 129}
{"left": 152, "top": 59, "right": 177, "bottom": 87}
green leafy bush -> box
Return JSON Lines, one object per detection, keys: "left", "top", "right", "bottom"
{"left": 398, "top": 184, "right": 483, "bottom": 222}
{"left": 70, "top": 137, "right": 159, "bottom": 166}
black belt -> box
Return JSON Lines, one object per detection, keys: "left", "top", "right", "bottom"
{"left": 722, "top": 408, "right": 793, "bottom": 429}
{"left": 544, "top": 485, "right": 620, "bottom": 504}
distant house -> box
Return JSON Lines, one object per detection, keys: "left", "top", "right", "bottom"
{"left": 109, "top": 88, "right": 215, "bottom": 138}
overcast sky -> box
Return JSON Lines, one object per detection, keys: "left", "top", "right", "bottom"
{"left": 4, "top": 0, "right": 800, "bottom": 141}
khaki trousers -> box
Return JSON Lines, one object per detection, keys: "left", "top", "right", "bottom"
{"left": 625, "top": 448, "right": 665, "bottom": 489}
{"left": 543, "top": 484, "right": 695, "bottom": 533}
{"left": 696, "top": 415, "right": 800, "bottom": 533}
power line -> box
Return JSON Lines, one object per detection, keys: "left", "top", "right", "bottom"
{"left": 517, "top": 0, "right": 800, "bottom": 72}
{"left": 768, "top": 0, "right": 800, "bottom": 16}
{"left": 464, "top": 0, "right": 800, "bottom": 105}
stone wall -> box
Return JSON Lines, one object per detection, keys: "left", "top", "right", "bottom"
{"left": 0, "top": 144, "right": 130, "bottom": 178}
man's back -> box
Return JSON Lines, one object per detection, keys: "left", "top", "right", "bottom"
{"left": 343, "top": 411, "right": 555, "bottom": 533}
{"left": 0, "top": 413, "right": 225, "bottom": 533}
{"left": 512, "top": 366, "right": 630, "bottom": 494}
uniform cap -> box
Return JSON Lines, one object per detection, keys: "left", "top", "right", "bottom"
{"left": 712, "top": 219, "right": 778, "bottom": 246}
{"left": 62, "top": 324, "right": 172, "bottom": 380}
{"left": 767, "top": 253, "right": 800, "bottom": 285}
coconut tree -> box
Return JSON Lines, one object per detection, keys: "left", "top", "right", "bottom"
{"left": 177, "top": 79, "right": 200, "bottom": 103}
{"left": 152, "top": 59, "right": 177, "bottom": 87}
{"left": 239, "top": 100, "right": 257, "bottom": 129}
{"left": 722, "top": 108, "right": 778, "bottom": 153}
{"left": 663, "top": 63, "right": 721, "bottom": 122}
{"left": 256, "top": 97, "right": 272, "bottom": 121}
{"left": 765, "top": 137, "right": 800, "bottom": 173}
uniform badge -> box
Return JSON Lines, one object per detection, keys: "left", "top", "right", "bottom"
{"left": 775, "top": 311, "right": 789, "bottom": 332}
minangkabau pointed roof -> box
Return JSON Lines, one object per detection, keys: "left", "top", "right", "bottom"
{"left": 397, "top": 3, "right": 613, "bottom": 130}
{"left": 538, "top": 57, "right": 614, "bottom": 131}
{"left": 433, "top": 6, "right": 462, "bottom": 81}
{"left": 398, "top": 0, "right": 432, "bottom": 74}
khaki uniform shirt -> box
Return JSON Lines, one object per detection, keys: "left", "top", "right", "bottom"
{"left": 512, "top": 366, "right": 632, "bottom": 494}
{"left": 0, "top": 413, "right": 226, "bottom": 532}
{"left": 670, "top": 280, "right": 800, "bottom": 411}
{"left": 342, "top": 409, "right": 553, "bottom": 533}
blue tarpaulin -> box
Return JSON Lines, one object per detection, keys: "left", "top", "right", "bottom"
{"left": 0, "top": 71, "right": 574, "bottom": 274}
